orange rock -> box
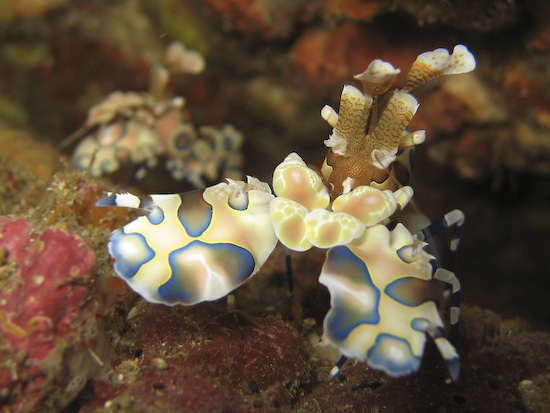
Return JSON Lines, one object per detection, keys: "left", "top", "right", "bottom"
{"left": 202, "top": 0, "right": 309, "bottom": 40}
{"left": 0, "top": 123, "right": 62, "bottom": 180}
{"left": 325, "top": 0, "right": 383, "bottom": 20}
{"left": 291, "top": 24, "right": 419, "bottom": 84}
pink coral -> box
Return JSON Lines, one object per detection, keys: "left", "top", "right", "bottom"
{"left": 0, "top": 217, "right": 101, "bottom": 410}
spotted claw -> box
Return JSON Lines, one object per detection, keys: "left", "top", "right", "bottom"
{"left": 319, "top": 224, "right": 455, "bottom": 378}
{"left": 99, "top": 177, "right": 277, "bottom": 305}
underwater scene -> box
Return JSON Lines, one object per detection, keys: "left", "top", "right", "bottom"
{"left": 0, "top": 1, "right": 549, "bottom": 411}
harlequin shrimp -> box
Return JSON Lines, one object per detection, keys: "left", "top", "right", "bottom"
{"left": 64, "top": 42, "right": 243, "bottom": 188}
{"left": 97, "top": 177, "right": 277, "bottom": 305}
{"left": 97, "top": 45, "right": 476, "bottom": 382}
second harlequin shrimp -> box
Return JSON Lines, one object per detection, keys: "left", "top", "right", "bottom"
{"left": 67, "top": 42, "right": 244, "bottom": 188}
